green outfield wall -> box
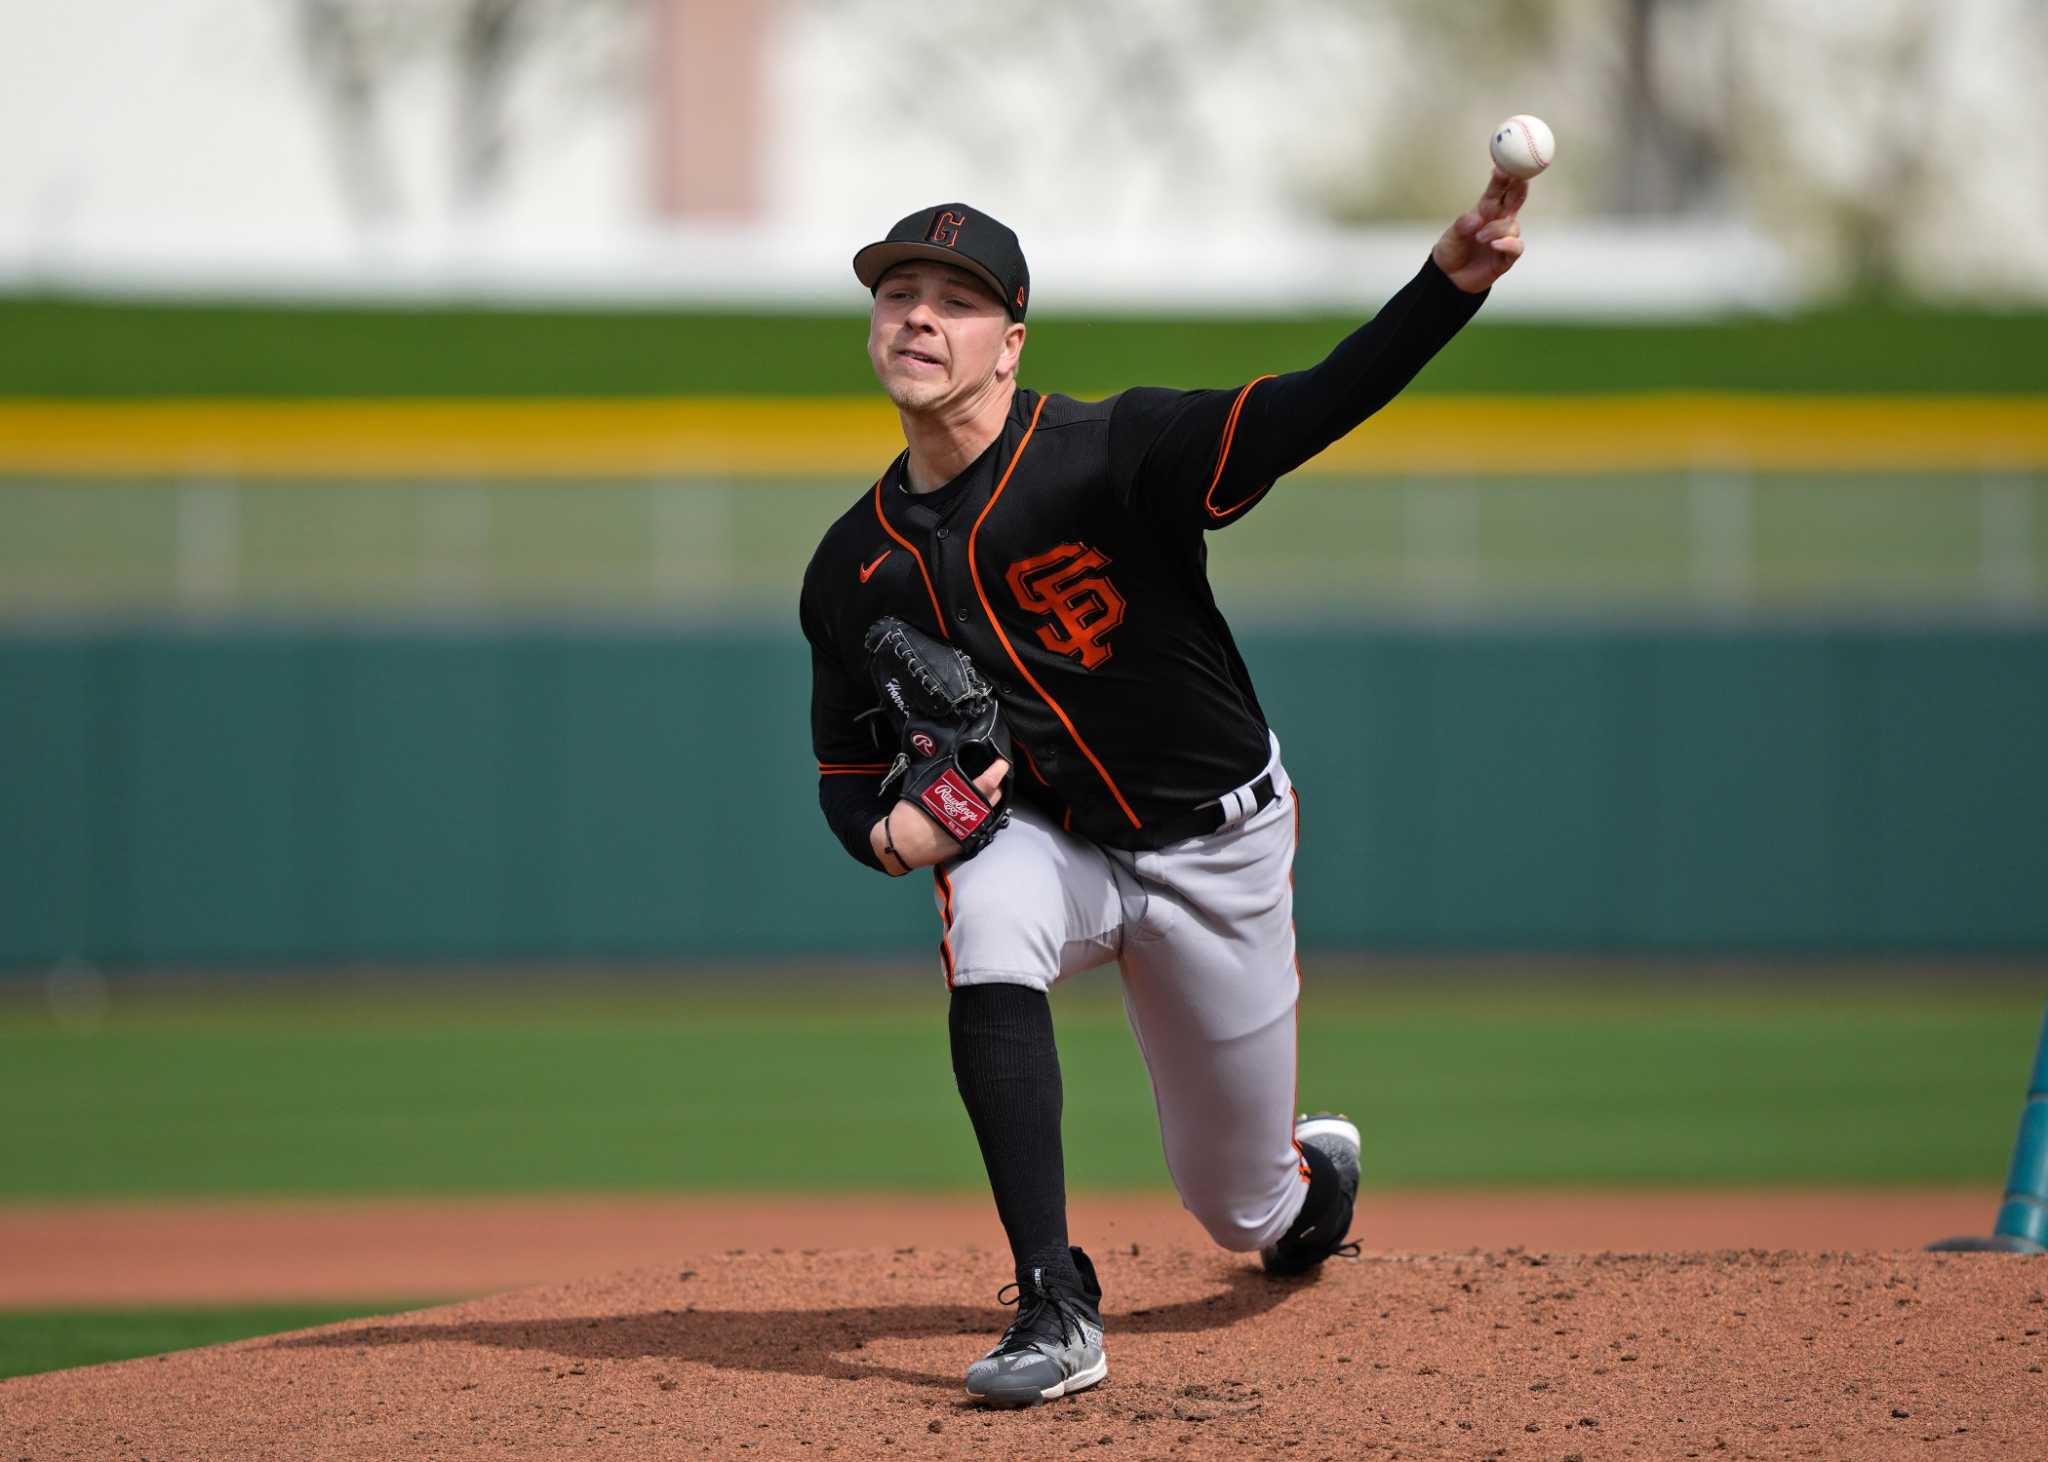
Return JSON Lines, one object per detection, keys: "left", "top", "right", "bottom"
{"left": 2, "top": 621, "right": 2042, "bottom": 967}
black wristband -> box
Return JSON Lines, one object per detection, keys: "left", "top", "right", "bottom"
{"left": 881, "top": 808, "right": 904, "bottom": 875}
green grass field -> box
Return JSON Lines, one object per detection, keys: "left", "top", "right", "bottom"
{"left": 5, "top": 468, "right": 2041, "bottom": 616}
{"left": 3, "top": 968, "right": 2037, "bottom": 1379}
{"left": 6, "top": 297, "right": 2047, "bottom": 397}
{"left": 3, "top": 971, "right": 2038, "bottom": 1197}
{"left": 0, "top": 1302, "right": 427, "bottom": 1382}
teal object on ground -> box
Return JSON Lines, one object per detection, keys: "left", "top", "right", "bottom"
{"left": 1992, "top": 1007, "right": 2048, "bottom": 1250}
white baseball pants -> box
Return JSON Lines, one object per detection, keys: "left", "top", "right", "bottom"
{"left": 932, "top": 740, "right": 1310, "bottom": 1252}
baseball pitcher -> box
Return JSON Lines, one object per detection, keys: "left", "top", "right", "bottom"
{"left": 800, "top": 171, "right": 1525, "bottom": 1406}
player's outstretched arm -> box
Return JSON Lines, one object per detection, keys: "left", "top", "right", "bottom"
{"left": 1431, "top": 165, "right": 1528, "bottom": 294}
{"left": 1110, "top": 165, "right": 1529, "bottom": 530}
{"left": 870, "top": 760, "right": 1011, "bottom": 875}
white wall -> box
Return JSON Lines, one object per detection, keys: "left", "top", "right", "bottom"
{"left": 0, "top": 0, "right": 2037, "bottom": 313}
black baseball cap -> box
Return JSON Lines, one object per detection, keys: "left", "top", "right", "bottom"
{"left": 852, "top": 204, "right": 1030, "bottom": 320}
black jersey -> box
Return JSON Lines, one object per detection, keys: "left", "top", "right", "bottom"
{"left": 802, "top": 257, "right": 1486, "bottom": 866}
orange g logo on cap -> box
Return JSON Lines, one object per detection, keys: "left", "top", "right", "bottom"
{"left": 852, "top": 202, "right": 1031, "bottom": 322}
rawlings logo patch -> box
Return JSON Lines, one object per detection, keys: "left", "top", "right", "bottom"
{"left": 920, "top": 768, "right": 987, "bottom": 841}
{"left": 911, "top": 731, "right": 936, "bottom": 757}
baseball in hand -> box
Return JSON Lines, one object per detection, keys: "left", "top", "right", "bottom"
{"left": 1489, "top": 115, "right": 1554, "bottom": 180}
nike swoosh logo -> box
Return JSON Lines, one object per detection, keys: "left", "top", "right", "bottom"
{"left": 859, "top": 550, "right": 892, "bottom": 583}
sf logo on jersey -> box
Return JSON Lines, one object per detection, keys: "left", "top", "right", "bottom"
{"left": 1005, "top": 543, "right": 1126, "bottom": 670}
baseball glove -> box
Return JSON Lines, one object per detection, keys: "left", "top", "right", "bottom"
{"left": 863, "top": 615, "right": 1014, "bottom": 858}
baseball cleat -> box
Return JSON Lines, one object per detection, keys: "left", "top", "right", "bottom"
{"left": 963, "top": 1246, "right": 1107, "bottom": 1407}
{"left": 1261, "top": 1112, "right": 1363, "bottom": 1277}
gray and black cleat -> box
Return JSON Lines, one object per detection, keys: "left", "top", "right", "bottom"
{"left": 1261, "top": 1112, "right": 1363, "bottom": 1277}
{"left": 963, "top": 1246, "right": 1107, "bottom": 1407}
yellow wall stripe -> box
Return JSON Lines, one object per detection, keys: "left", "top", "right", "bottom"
{"left": 0, "top": 395, "right": 2043, "bottom": 477}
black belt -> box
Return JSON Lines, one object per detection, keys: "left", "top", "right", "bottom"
{"left": 1152, "top": 771, "right": 1278, "bottom": 843}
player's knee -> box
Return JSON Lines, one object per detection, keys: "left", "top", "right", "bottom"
{"left": 943, "top": 900, "right": 1065, "bottom": 994}
{"left": 1181, "top": 1197, "right": 1277, "bottom": 1254}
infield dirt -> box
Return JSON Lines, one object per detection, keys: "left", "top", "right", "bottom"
{"left": 7, "top": 1241, "right": 2044, "bottom": 1461}
{"left": 0, "top": 1190, "right": 2000, "bottom": 1305}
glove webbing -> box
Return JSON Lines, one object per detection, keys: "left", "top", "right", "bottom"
{"left": 874, "top": 626, "right": 987, "bottom": 717}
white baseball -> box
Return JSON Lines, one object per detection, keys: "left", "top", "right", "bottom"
{"left": 1489, "top": 114, "right": 1554, "bottom": 180}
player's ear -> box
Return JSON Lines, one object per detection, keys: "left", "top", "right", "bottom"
{"left": 997, "top": 321, "right": 1027, "bottom": 381}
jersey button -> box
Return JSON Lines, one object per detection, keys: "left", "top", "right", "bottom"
{"left": 955, "top": 608, "right": 970, "bottom": 623}
{"left": 935, "top": 527, "right": 950, "bottom": 539}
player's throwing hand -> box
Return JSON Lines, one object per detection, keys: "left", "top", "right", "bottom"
{"left": 1433, "top": 166, "right": 1529, "bottom": 295}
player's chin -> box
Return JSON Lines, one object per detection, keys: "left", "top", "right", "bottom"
{"left": 883, "top": 376, "right": 950, "bottom": 411}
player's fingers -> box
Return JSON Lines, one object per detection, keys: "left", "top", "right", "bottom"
{"left": 1489, "top": 236, "right": 1525, "bottom": 259}
{"left": 973, "top": 757, "right": 1012, "bottom": 802}
{"left": 1454, "top": 209, "right": 1485, "bottom": 239}
{"left": 1476, "top": 217, "right": 1519, "bottom": 244}
{"left": 1482, "top": 169, "right": 1515, "bottom": 216}
{"left": 1505, "top": 177, "right": 1530, "bottom": 215}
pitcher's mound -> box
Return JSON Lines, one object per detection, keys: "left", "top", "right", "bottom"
{"left": 5, "top": 1246, "right": 2042, "bottom": 1460}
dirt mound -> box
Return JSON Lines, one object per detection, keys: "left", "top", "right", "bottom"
{"left": 1, "top": 1190, "right": 1998, "bottom": 1306}
{"left": 6, "top": 1245, "right": 2044, "bottom": 1460}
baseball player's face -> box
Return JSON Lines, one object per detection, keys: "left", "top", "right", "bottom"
{"left": 868, "top": 262, "right": 1026, "bottom": 414}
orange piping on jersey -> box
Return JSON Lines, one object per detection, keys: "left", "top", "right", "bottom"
{"left": 1014, "top": 737, "right": 1079, "bottom": 828}
{"left": 1204, "top": 374, "right": 1278, "bottom": 521}
{"left": 934, "top": 865, "right": 958, "bottom": 988}
{"left": 968, "top": 395, "right": 1144, "bottom": 831}
{"left": 871, "top": 473, "right": 950, "bottom": 638}
{"left": 818, "top": 761, "right": 892, "bottom": 775}
{"left": 1015, "top": 739, "right": 1051, "bottom": 787}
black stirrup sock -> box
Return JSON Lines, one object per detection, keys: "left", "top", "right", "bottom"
{"left": 948, "top": 981, "right": 1079, "bottom": 1290}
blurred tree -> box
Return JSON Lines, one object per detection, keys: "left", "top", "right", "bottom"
{"left": 811, "top": 0, "right": 1233, "bottom": 216}
{"left": 1725, "top": 0, "right": 1955, "bottom": 296}
{"left": 1295, "top": 0, "right": 1737, "bottom": 223}
{"left": 1610, "top": 0, "right": 1728, "bottom": 216}
{"left": 453, "top": 0, "right": 528, "bottom": 206}
{"left": 285, "top": 0, "right": 635, "bottom": 228}
{"left": 291, "top": 0, "right": 409, "bottom": 224}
